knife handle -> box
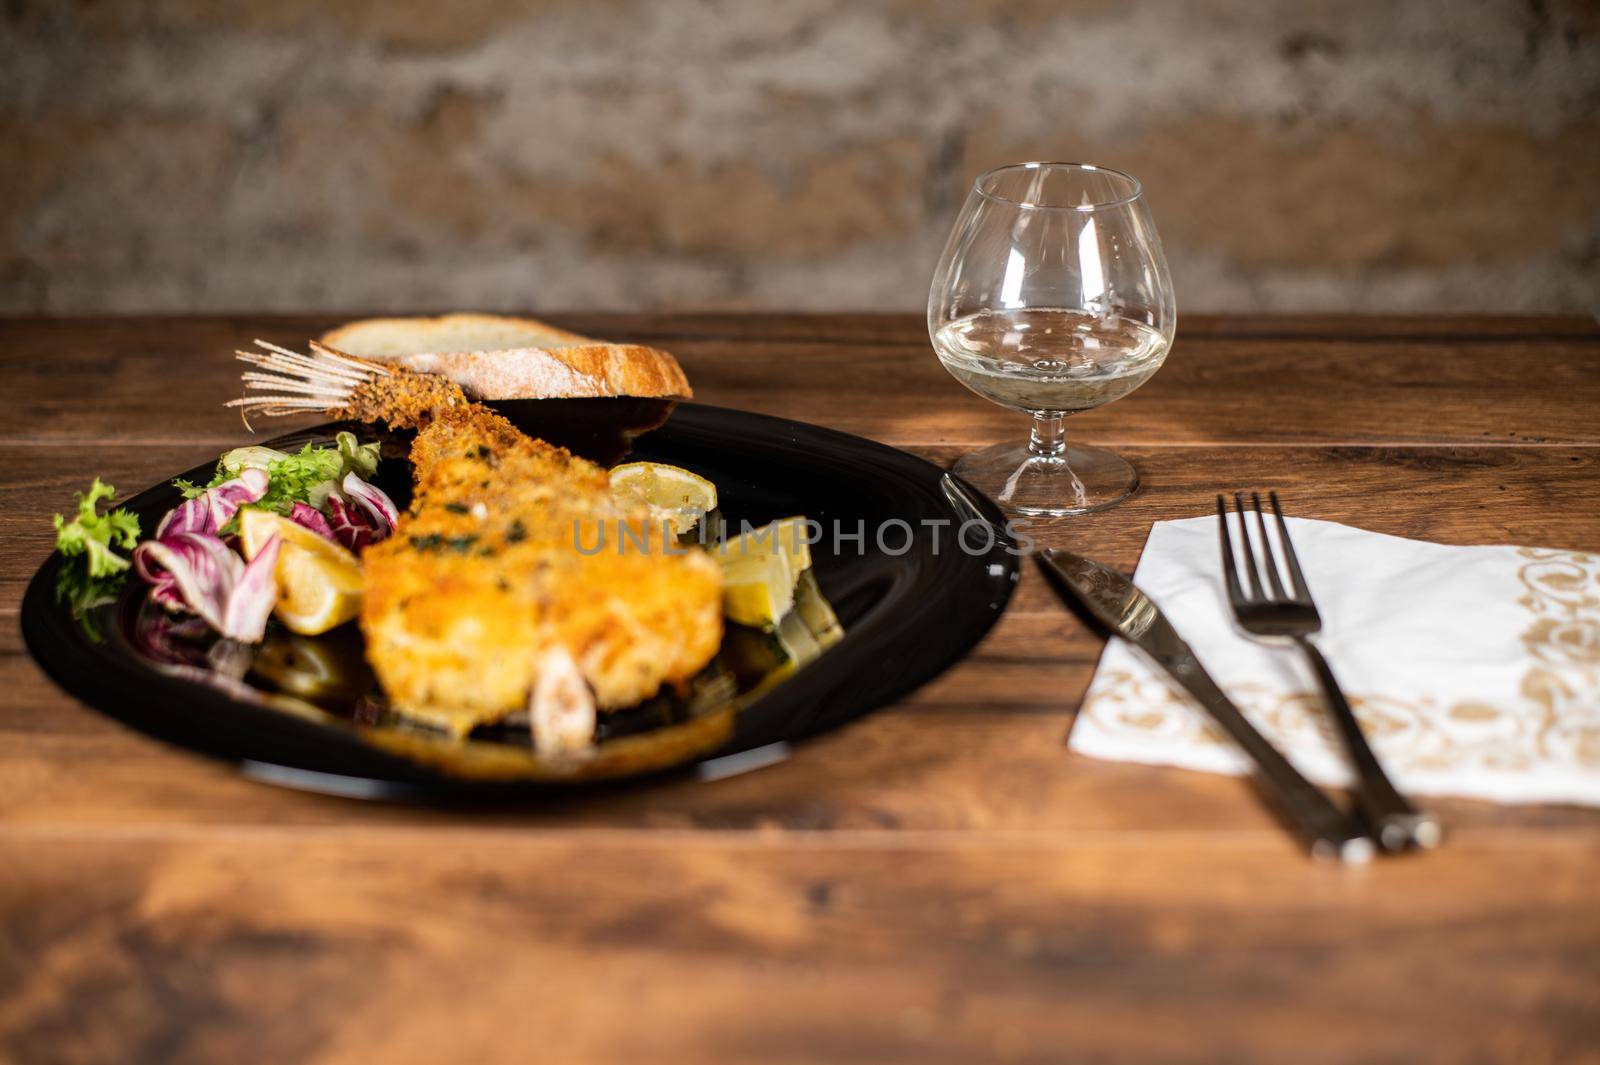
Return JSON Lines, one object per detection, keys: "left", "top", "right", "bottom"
{"left": 1161, "top": 650, "right": 1373, "bottom": 864}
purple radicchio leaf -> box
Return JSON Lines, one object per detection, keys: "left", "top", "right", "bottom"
{"left": 341, "top": 473, "right": 398, "bottom": 539}
{"left": 288, "top": 501, "right": 336, "bottom": 541}
{"left": 134, "top": 533, "right": 233, "bottom": 630}
{"left": 132, "top": 530, "right": 280, "bottom": 643}
{"left": 325, "top": 493, "right": 375, "bottom": 552}
{"left": 222, "top": 534, "right": 279, "bottom": 644}
{"left": 133, "top": 537, "right": 191, "bottom": 613}
{"left": 157, "top": 467, "right": 269, "bottom": 538}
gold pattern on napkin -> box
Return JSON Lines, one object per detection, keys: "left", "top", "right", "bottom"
{"left": 1517, "top": 548, "right": 1600, "bottom": 770}
{"left": 1076, "top": 545, "right": 1600, "bottom": 788}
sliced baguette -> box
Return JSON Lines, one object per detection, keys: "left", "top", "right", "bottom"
{"left": 320, "top": 313, "right": 691, "bottom": 400}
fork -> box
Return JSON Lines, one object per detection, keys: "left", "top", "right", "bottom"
{"left": 1217, "top": 492, "right": 1442, "bottom": 853}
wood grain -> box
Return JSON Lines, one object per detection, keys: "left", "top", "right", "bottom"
{"left": 2, "top": 837, "right": 1597, "bottom": 1065}
{"left": 3, "top": 314, "right": 1599, "bottom": 1065}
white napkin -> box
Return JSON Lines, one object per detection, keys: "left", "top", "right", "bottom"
{"left": 1071, "top": 516, "right": 1600, "bottom": 806}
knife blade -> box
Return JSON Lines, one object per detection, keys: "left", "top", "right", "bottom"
{"left": 1039, "top": 549, "right": 1372, "bottom": 864}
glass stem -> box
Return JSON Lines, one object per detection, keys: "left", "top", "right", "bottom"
{"left": 1028, "top": 412, "right": 1067, "bottom": 458}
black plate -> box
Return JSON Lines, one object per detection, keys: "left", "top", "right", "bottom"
{"left": 22, "top": 401, "right": 1019, "bottom": 799}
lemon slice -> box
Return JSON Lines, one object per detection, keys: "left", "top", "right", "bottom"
{"left": 239, "top": 509, "right": 364, "bottom": 635}
{"left": 609, "top": 462, "right": 718, "bottom": 535}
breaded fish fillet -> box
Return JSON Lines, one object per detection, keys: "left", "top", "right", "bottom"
{"left": 360, "top": 406, "right": 723, "bottom": 740}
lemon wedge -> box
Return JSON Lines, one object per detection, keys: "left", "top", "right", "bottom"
{"left": 609, "top": 462, "right": 718, "bottom": 535}
{"left": 722, "top": 516, "right": 811, "bottom": 568}
{"left": 719, "top": 550, "right": 795, "bottom": 629}
{"left": 715, "top": 516, "right": 813, "bottom": 629}
{"left": 238, "top": 509, "right": 364, "bottom": 635}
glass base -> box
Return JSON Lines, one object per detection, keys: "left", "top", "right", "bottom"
{"left": 952, "top": 441, "right": 1139, "bottom": 516}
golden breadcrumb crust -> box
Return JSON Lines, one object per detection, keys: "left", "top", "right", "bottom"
{"left": 360, "top": 406, "right": 722, "bottom": 736}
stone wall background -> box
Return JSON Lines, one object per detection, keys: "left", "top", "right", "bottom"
{"left": 3, "top": 0, "right": 1597, "bottom": 314}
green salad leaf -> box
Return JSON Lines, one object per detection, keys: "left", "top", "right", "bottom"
{"left": 175, "top": 432, "right": 381, "bottom": 518}
{"left": 334, "top": 430, "right": 380, "bottom": 480}
{"left": 53, "top": 478, "right": 141, "bottom": 578}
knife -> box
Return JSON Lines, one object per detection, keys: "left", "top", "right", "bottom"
{"left": 1039, "top": 549, "right": 1373, "bottom": 864}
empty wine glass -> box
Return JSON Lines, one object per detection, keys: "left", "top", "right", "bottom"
{"left": 928, "top": 162, "right": 1175, "bottom": 515}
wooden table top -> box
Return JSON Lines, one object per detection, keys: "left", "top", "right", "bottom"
{"left": 4, "top": 314, "right": 1599, "bottom": 1064}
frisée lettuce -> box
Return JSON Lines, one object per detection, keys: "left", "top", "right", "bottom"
{"left": 174, "top": 431, "right": 380, "bottom": 519}
{"left": 51, "top": 479, "right": 142, "bottom": 636}
{"left": 53, "top": 478, "right": 141, "bottom": 578}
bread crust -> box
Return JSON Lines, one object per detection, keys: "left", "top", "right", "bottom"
{"left": 319, "top": 314, "right": 692, "bottom": 400}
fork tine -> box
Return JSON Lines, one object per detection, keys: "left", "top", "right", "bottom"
{"left": 1251, "top": 492, "right": 1289, "bottom": 600}
{"left": 1233, "top": 493, "right": 1265, "bottom": 600}
{"left": 1269, "top": 492, "right": 1313, "bottom": 602}
{"left": 1216, "top": 495, "right": 1248, "bottom": 606}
